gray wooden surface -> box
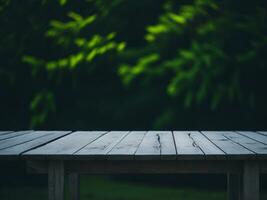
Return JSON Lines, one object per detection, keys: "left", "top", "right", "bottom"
{"left": 1, "top": 130, "right": 266, "bottom": 200}
{"left": 0, "top": 131, "right": 69, "bottom": 151}
{"left": 0, "top": 131, "right": 70, "bottom": 156}
{"left": 0, "top": 130, "right": 266, "bottom": 160}
{"left": 135, "top": 131, "right": 176, "bottom": 160}
{"left": 108, "top": 131, "right": 146, "bottom": 160}
{"left": 201, "top": 131, "right": 254, "bottom": 158}
{"left": 0, "top": 130, "right": 32, "bottom": 141}
{"left": 0, "top": 131, "right": 12, "bottom": 135}
{"left": 75, "top": 131, "right": 129, "bottom": 159}
{"left": 25, "top": 131, "right": 106, "bottom": 157}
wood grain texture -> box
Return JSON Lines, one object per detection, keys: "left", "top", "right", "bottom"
{"left": 135, "top": 131, "right": 176, "bottom": 160}
{"left": 201, "top": 131, "right": 254, "bottom": 158}
{"left": 173, "top": 131, "right": 204, "bottom": 159}
{"left": 0, "top": 131, "right": 13, "bottom": 135}
{"left": 48, "top": 161, "right": 64, "bottom": 200}
{"left": 0, "top": 130, "right": 265, "bottom": 200}
{"left": 189, "top": 131, "right": 225, "bottom": 156}
{"left": 223, "top": 131, "right": 267, "bottom": 156}
{"left": 0, "top": 130, "right": 265, "bottom": 161}
{"left": 0, "top": 130, "right": 32, "bottom": 141}
{"left": 24, "top": 131, "right": 106, "bottom": 158}
{"left": 260, "top": 161, "right": 267, "bottom": 173}
{"left": 0, "top": 131, "right": 70, "bottom": 156}
{"left": 238, "top": 131, "right": 267, "bottom": 145}
{"left": 108, "top": 131, "right": 147, "bottom": 160}
{"left": 257, "top": 131, "right": 267, "bottom": 136}
{"left": 227, "top": 173, "right": 241, "bottom": 200}
{"left": 69, "top": 173, "right": 80, "bottom": 200}
{"left": 75, "top": 131, "right": 129, "bottom": 159}
{"left": 243, "top": 161, "right": 260, "bottom": 200}
{"left": 0, "top": 131, "right": 59, "bottom": 150}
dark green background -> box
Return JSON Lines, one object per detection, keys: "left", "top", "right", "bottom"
{"left": 0, "top": 1, "right": 267, "bottom": 199}
{"left": 1, "top": 0, "right": 267, "bottom": 131}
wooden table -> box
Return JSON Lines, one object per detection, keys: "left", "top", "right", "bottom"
{"left": 0, "top": 131, "right": 267, "bottom": 200}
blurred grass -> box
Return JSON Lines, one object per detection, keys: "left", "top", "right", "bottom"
{"left": 0, "top": 175, "right": 226, "bottom": 200}
{"left": 79, "top": 176, "right": 226, "bottom": 200}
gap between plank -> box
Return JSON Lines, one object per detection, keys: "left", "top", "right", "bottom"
{"left": 199, "top": 131, "right": 228, "bottom": 155}
{"left": 133, "top": 131, "right": 148, "bottom": 159}
{"left": 222, "top": 133, "right": 256, "bottom": 154}
{"left": 0, "top": 132, "right": 56, "bottom": 151}
{"left": 236, "top": 131, "right": 267, "bottom": 145}
{"left": 171, "top": 131, "right": 178, "bottom": 156}
{"left": 72, "top": 131, "right": 109, "bottom": 155}
{"left": 106, "top": 131, "right": 132, "bottom": 155}
{"left": 20, "top": 131, "right": 74, "bottom": 155}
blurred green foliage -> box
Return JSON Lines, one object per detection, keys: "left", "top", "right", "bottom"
{"left": 23, "top": 13, "right": 125, "bottom": 72}
{"left": 119, "top": 0, "right": 267, "bottom": 110}
{"left": 0, "top": 0, "right": 267, "bottom": 129}
{"left": 0, "top": 175, "right": 227, "bottom": 200}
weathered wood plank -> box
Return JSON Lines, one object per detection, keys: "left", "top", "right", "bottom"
{"left": 159, "top": 131, "right": 177, "bottom": 160}
{"left": 0, "top": 130, "right": 32, "bottom": 141}
{"left": 227, "top": 173, "right": 241, "bottom": 200}
{"left": 69, "top": 173, "right": 80, "bottom": 200}
{"left": 135, "top": 131, "right": 161, "bottom": 158}
{"left": 177, "top": 131, "right": 225, "bottom": 159}
{"left": 0, "top": 131, "right": 71, "bottom": 156}
{"left": 48, "top": 161, "right": 64, "bottom": 200}
{"left": 243, "top": 161, "right": 259, "bottom": 200}
{"left": 258, "top": 131, "right": 267, "bottom": 136}
{"left": 223, "top": 131, "right": 267, "bottom": 155}
{"left": 0, "top": 130, "right": 265, "bottom": 161}
{"left": 173, "top": 131, "right": 204, "bottom": 159}
{"left": 0, "top": 131, "right": 13, "bottom": 135}
{"left": 135, "top": 131, "right": 176, "bottom": 160}
{"left": 108, "top": 131, "right": 147, "bottom": 160}
{"left": 260, "top": 161, "right": 267, "bottom": 174}
{"left": 189, "top": 131, "right": 225, "bottom": 156}
{"left": 238, "top": 131, "right": 267, "bottom": 145}
{"left": 25, "top": 131, "right": 106, "bottom": 157}
{"left": 201, "top": 131, "right": 254, "bottom": 157}
{"left": 0, "top": 131, "right": 58, "bottom": 150}
{"left": 75, "top": 131, "right": 129, "bottom": 159}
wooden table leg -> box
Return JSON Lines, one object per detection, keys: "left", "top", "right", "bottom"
{"left": 243, "top": 161, "right": 260, "bottom": 200}
{"left": 69, "top": 173, "right": 80, "bottom": 200}
{"left": 48, "top": 161, "right": 64, "bottom": 200}
{"left": 227, "top": 173, "right": 241, "bottom": 200}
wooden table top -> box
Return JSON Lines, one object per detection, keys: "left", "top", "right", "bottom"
{"left": 0, "top": 131, "right": 267, "bottom": 160}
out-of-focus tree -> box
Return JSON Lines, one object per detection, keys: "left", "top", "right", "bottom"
{"left": 1, "top": 0, "right": 267, "bottom": 129}
{"left": 119, "top": 0, "right": 267, "bottom": 111}
{"left": 22, "top": 1, "right": 125, "bottom": 127}
{"left": 2, "top": 0, "right": 162, "bottom": 128}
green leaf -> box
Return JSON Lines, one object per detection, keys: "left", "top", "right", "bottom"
{"left": 68, "top": 12, "right": 83, "bottom": 22}
{"left": 59, "top": 0, "right": 67, "bottom": 6}
{"left": 117, "top": 42, "right": 126, "bottom": 51}
{"left": 147, "top": 24, "right": 167, "bottom": 34}
{"left": 107, "top": 32, "right": 116, "bottom": 40}
{"left": 184, "top": 92, "right": 193, "bottom": 108}
{"left": 168, "top": 13, "right": 186, "bottom": 24}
